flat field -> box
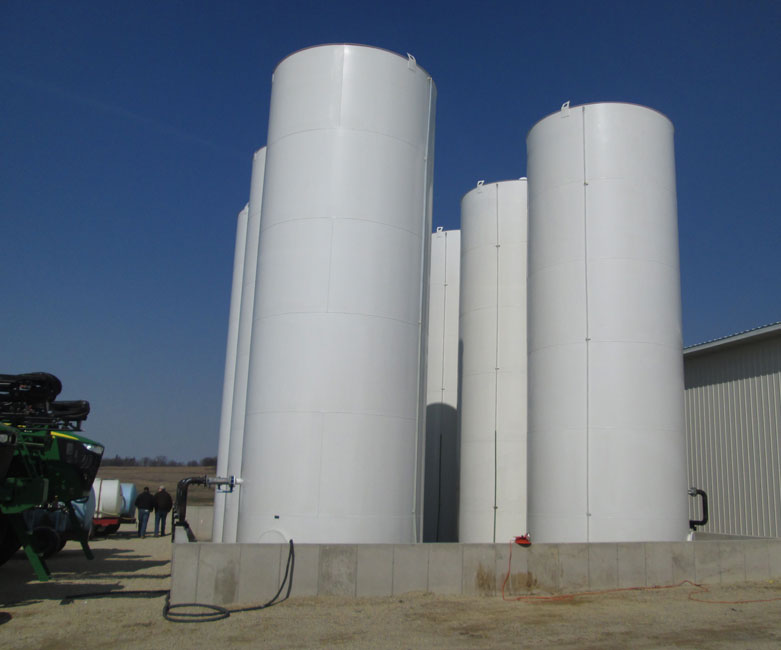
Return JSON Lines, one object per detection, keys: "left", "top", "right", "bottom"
{"left": 97, "top": 465, "right": 216, "bottom": 505}
{"left": 2, "top": 530, "right": 781, "bottom": 649}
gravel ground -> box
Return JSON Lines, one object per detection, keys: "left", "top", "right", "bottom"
{"left": 2, "top": 529, "right": 781, "bottom": 649}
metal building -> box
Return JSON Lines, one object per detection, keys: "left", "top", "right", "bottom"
{"left": 685, "top": 322, "right": 781, "bottom": 538}
{"left": 424, "top": 228, "right": 460, "bottom": 542}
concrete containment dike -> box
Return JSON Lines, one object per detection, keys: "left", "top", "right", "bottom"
{"left": 237, "top": 45, "right": 436, "bottom": 544}
{"left": 527, "top": 103, "right": 688, "bottom": 543}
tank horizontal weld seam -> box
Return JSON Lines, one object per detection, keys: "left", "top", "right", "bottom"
{"left": 460, "top": 306, "right": 522, "bottom": 315}
{"left": 267, "top": 127, "right": 428, "bottom": 151}
{"left": 528, "top": 182, "right": 677, "bottom": 196}
{"left": 530, "top": 427, "right": 684, "bottom": 436}
{"left": 255, "top": 514, "right": 417, "bottom": 521}
{"left": 535, "top": 175, "right": 678, "bottom": 191}
{"left": 528, "top": 258, "right": 680, "bottom": 275}
{"left": 585, "top": 427, "right": 687, "bottom": 434}
{"left": 252, "top": 311, "right": 420, "bottom": 326}
{"left": 529, "top": 340, "right": 683, "bottom": 354}
{"left": 259, "top": 215, "right": 424, "bottom": 240}
{"left": 247, "top": 410, "right": 418, "bottom": 421}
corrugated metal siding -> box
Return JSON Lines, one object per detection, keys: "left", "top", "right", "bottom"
{"left": 685, "top": 335, "right": 781, "bottom": 537}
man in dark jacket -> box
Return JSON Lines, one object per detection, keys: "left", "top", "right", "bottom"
{"left": 134, "top": 487, "right": 155, "bottom": 538}
{"left": 153, "top": 485, "right": 174, "bottom": 537}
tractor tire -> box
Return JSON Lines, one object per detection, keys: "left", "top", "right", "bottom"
{"left": 31, "top": 526, "right": 61, "bottom": 559}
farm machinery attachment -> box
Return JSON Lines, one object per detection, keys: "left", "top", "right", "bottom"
{"left": 0, "top": 372, "right": 104, "bottom": 580}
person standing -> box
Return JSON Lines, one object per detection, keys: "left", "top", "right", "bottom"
{"left": 134, "top": 487, "right": 155, "bottom": 538}
{"left": 153, "top": 485, "right": 173, "bottom": 537}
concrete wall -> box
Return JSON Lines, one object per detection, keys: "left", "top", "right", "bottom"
{"left": 185, "top": 506, "right": 213, "bottom": 542}
{"left": 171, "top": 539, "right": 781, "bottom": 606}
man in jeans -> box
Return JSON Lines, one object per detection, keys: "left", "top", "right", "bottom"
{"left": 134, "top": 486, "right": 155, "bottom": 538}
{"left": 153, "top": 485, "right": 173, "bottom": 537}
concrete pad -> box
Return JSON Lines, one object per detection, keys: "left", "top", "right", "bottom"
{"left": 196, "top": 543, "right": 241, "bottom": 605}
{"left": 318, "top": 545, "right": 357, "bottom": 596}
{"left": 462, "top": 545, "right": 497, "bottom": 596}
{"left": 558, "top": 544, "right": 589, "bottom": 591}
{"left": 526, "top": 544, "right": 559, "bottom": 592}
{"left": 427, "top": 544, "right": 462, "bottom": 595}
{"left": 170, "top": 543, "right": 199, "bottom": 604}
{"left": 237, "top": 544, "right": 283, "bottom": 604}
{"left": 289, "top": 544, "right": 320, "bottom": 597}
{"left": 588, "top": 544, "right": 618, "bottom": 590}
{"left": 769, "top": 541, "right": 781, "bottom": 579}
{"left": 671, "top": 542, "right": 695, "bottom": 583}
{"left": 694, "top": 542, "right": 721, "bottom": 585}
{"left": 617, "top": 543, "right": 645, "bottom": 588}
{"left": 645, "top": 543, "right": 673, "bottom": 586}
{"left": 393, "top": 545, "right": 428, "bottom": 595}
{"left": 496, "top": 542, "right": 530, "bottom": 596}
{"left": 718, "top": 542, "right": 746, "bottom": 584}
{"left": 744, "top": 541, "right": 770, "bottom": 581}
{"left": 356, "top": 545, "right": 394, "bottom": 597}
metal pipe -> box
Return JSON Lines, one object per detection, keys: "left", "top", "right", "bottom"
{"left": 688, "top": 487, "right": 709, "bottom": 530}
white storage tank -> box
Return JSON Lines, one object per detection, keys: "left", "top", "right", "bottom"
{"left": 237, "top": 45, "right": 436, "bottom": 544}
{"left": 458, "top": 180, "right": 528, "bottom": 543}
{"left": 220, "top": 147, "right": 266, "bottom": 543}
{"left": 212, "top": 202, "right": 249, "bottom": 541}
{"left": 120, "top": 482, "right": 137, "bottom": 518}
{"left": 92, "top": 478, "right": 124, "bottom": 517}
{"left": 424, "top": 228, "right": 460, "bottom": 542}
{"left": 526, "top": 102, "right": 688, "bottom": 543}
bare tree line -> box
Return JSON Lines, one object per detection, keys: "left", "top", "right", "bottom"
{"left": 101, "top": 455, "right": 217, "bottom": 467}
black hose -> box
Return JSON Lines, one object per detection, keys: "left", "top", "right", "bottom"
{"left": 57, "top": 539, "right": 295, "bottom": 624}
{"left": 162, "top": 539, "right": 295, "bottom": 623}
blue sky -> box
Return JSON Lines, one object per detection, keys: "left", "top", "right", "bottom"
{"left": 1, "top": 1, "right": 779, "bottom": 460}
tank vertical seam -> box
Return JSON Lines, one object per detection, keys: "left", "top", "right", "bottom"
{"left": 493, "top": 183, "right": 500, "bottom": 543}
{"left": 437, "top": 234, "right": 449, "bottom": 540}
{"left": 440, "top": 235, "right": 448, "bottom": 403}
{"left": 582, "top": 106, "right": 591, "bottom": 542}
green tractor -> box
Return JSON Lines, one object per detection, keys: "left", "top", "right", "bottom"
{"left": 0, "top": 373, "right": 104, "bottom": 580}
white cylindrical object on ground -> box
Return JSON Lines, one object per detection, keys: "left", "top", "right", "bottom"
{"left": 212, "top": 202, "right": 249, "bottom": 542}
{"left": 237, "top": 44, "right": 436, "bottom": 544}
{"left": 526, "top": 102, "right": 687, "bottom": 543}
{"left": 458, "top": 180, "right": 528, "bottom": 543}
{"left": 93, "top": 478, "right": 124, "bottom": 517}
{"left": 423, "top": 228, "right": 460, "bottom": 542}
{"left": 222, "top": 147, "right": 266, "bottom": 542}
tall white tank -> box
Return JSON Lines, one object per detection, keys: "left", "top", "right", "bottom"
{"left": 458, "top": 180, "right": 528, "bottom": 543}
{"left": 212, "top": 202, "right": 249, "bottom": 541}
{"left": 526, "top": 102, "right": 688, "bottom": 543}
{"left": 424, "top": 228, "right": 460, "bottom": 542}
{"left": 221, "top": 147, "right": 266, "bottom": 543}
{"left": 237, "top": 45, "right": 436, "bottom": 544}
